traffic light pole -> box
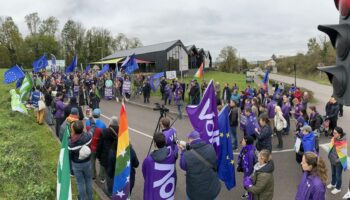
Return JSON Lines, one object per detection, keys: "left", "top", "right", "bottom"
{"left": 294, "top": 64, "right": 296, "bottom": 87}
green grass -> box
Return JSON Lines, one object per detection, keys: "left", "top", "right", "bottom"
{"left": 278, "top": 71, "right": 331, "bottom": 86}
{"left": 0, "top": 69, "right": 100, "bottom": 200}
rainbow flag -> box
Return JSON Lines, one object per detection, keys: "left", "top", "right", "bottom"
{"left": 329, "top": 137, "right": 348, "bottom": 170}
{"left": 194, "top": 63, "right": 204, "bottom": 78}
{"left": 112, "top": 103, "right": 131, "bottom": 200}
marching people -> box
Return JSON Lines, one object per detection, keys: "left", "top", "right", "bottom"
{"left": 255, "top": 114, "right": 272, "bottom": 152}
{"left": 142, "top": 79, "right": 151, "bottom": 104}
{"left": 325, "top": 96, "right": 340, "bottom": 136}
{"left": 59, "top": 108, "right": 80, "bottom": 141}
{"left": 229, "top": 100, "right": 239, "bottom": 150}
{"left": 295, "top": 152, "right": 327, "bottom": 200}
{"left": 274, "top": 106, "right": 287, "bottom": 149}
{"left": 142, "top": 132, "right": 177, "bottom": 200}
{"left": 178, "top": 131, "right": 221, "bottom": 200}
{"left": 96, "top": 116, "right": 119, "bottom": 193}
{"left": 243, "top": 149, "right": 274, "bottom": 200}
{"left": 68, "top": 120, "right": 95, "bottom": 200}
{"left": 327, "top": 127, "right": 348, "bottom": 195}
{"left": 64, "top": 96, "right": 84, "bottom": 120}
{"left": 54, "top": 92, "right": 65, "bottom": 138}
{"left": 86, "top": 108, "right": 107, "bottom": 181}
{"left": 237, "top": 136, "right": 257, "bottom": 199}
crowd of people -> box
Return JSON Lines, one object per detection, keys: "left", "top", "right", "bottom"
{"left": 23, "top": 67, "right": 349, "bottom": 200}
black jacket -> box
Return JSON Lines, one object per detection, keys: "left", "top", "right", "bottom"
{"left": 222, "top": 86, "right": 232, "bottom": 102}
{"left": 325, "top": 102, "right": 339, "bottom": 122}
{"left": 183, "top": 141, "right": 221, "bottom": 200}
{"left": 68, "top": 132, "right": 92, "bottom": 163}
{"left": 142, "top": 82, "right": 151, "bottom": 96}
{"left": 107, "top": 145, "right": 139, "bottom": 189}
{"left": 96, "top": 126, "right": 118, "bottom": 168}
{"left": 64, "top": 103, "right": 84, "bottom": 120}
{"left": 229, "top": 107, "right": 239, "bottom": 127}
{"left": 309, "top": 112, "right": 322, "bottom": 131}
{"left": 256, "top": 124, "right": 272, "bottom": 151}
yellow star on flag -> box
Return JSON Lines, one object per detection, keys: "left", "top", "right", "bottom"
{"left": 220, "top": 133, "right": 224, "bottom": 137}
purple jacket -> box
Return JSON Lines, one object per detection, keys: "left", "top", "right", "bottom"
{"left": 162, "top": 128, "right": 178, "bottom": 155}
{"left": 267, "top": 101, "right": 276, "bottom": 118}
{"left": 245, "top": 113, "right": 259, "bottom": 136}
{"left": 295, "top": 172, "right": 325, "bottom": 200}
{"left": 54, "top": 98, "right": 65, "bottom": 118}
{"left": 142, "top": 147, "right": 176, "bottom": 200}
{"left": 282, "top": 102, "right": 291, "bottom": 120}
{"left": 237, "top": 145, "right": 256, "bottom": 178}
{"left": 294, "top": 103, "right": 303, "bottom": 119}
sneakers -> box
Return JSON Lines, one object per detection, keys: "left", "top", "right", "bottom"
{"left": 327, "top": 184, "right": 335, "bottom": 189}
{"left": 331, "top": 188, "right": 341, "bottom": 195}
{"left": 241, "top": 192, "right": 248, "bottom": 199}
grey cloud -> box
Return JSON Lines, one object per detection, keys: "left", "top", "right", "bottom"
{"left": 0, "top": 0, "right": 341, "bottom": 61}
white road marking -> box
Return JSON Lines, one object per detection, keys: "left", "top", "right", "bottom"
{"left": 100, "top": 113, "right": 152, "bottom": 139}
{"left": 101, "top": 113, "right": 336, "bottom": 156}
{"left": 320, "top": 143, "right": 350, "bottom": 171}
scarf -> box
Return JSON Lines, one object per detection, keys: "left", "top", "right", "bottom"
{"left": 329, "top": 137, "right": 348, "bottom": 170}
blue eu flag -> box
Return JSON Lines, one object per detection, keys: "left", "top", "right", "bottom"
{"left": 32, "top": 55, "right": 48, "bottom": 73}
{"left": 66, "top": 55, "right": 77, "bottom": 74}
{"left": 4, "top": 65, "right": 25, "bottom": 84}
{"left": 121, "top": 54, "right": 139, "bottom": 74}
{"left": 84, "top": 64, "right": 91, "bottom": 74}
{"left": 150, "top": 72, "right": 164, "bottom": 92}
{"left": 97, "top": 64, "right": 109, "bottom": 77}
{"left": 218, "top": 105, "right": 236, "bottom": 190}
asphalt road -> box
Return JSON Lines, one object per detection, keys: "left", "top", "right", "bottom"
{"left": 95, "top": 91, "right": 349, "bottom": 200}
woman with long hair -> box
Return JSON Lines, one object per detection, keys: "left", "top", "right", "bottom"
{"left": 274, "top": 106, "right": 287, "bottom": 149}
{"left": 295, "top": 152, "right": 327, "bottom": 200}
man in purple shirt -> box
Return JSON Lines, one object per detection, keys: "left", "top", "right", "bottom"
{"left": 282, "top": 94, "right": 291, "bottom": 134}
{"left": 142, "top": 133, "right": 177, "bottom": 200}
{"left": 160, "top": 118, "right": 178, "bottom": 158}
{"left": 266, "top": 96, "right": 276, "bottom": 132}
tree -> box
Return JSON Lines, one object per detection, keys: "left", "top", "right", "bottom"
{"left": 307, "top": 37, "right": 321, "bottom": 55}
{"left": 61, "top": 20, "right": 85, "bottom": 65}
{"left": 25, "top": 13, "right": 41, "bottom": 35}
{"left": 84, "top": 27, "right": 115, "bottom": 62}
{"left": 216, "top": 46, "right": 238, "bottom": 72}
{"left": 39, "top": 16, "right": 59, "bottom": 37}
{"left": 0, "top": 17, "right": 25, "bottom": 65}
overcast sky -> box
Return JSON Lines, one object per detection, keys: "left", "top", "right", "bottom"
{"left": 0, "top": 0, "right": 340, "bottom": 61}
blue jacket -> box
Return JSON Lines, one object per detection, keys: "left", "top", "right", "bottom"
{"left": 302, "top": 132, "right": 315, "bottom": 153}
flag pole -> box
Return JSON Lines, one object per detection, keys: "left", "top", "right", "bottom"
{"left": 80, "top": 63, "right": 83, "bottom": 72}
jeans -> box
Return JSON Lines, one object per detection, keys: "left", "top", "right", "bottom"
{"left": 276, "top": 130, "right": 283, "bottom": 148}
{"left": 284, "top": 117, "right": 290, "bottom": 134}
{"left": 91, "top": 152, "right": 97, "bottom": 179}
{"left": 331, "top": 162, "right": 343, "bottom": 189}
{"left": 229, "top": 126, "right": 238, "bottom": 149}
{"left": 72, "top": 161, "right": 93, "bottom": 200}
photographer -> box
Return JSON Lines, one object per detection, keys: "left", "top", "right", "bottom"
{"left": 160, "top": 118, "right": 178, "bottom": 158}
{"left": 178, "top": 131, "right": 221, "bottom": 200}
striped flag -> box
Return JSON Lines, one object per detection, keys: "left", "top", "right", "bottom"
{"left": 56, "top": 126, "right": 72, "bottom": 200}
{"left": 194, "top": 63, "right": 203, "bottom": 79}
{"left": 112, "top": 103, "right": 131, "bottom": 200}
{"left": 19, "top": 73, "right": 33, "bottom": 102}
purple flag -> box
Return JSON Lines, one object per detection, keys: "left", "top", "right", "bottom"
{"left": 186, "top": 80, "right": 220, "bottom": 154}
{"left": 142, "top": 147, "right": 176, "bottom": 200}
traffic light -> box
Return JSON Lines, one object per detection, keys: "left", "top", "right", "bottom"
{"left": 317, "top": 0, "right": 350, "bottom": 105}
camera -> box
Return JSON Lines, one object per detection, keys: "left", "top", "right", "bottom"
{"left": 153, "top": 103, "right": 169, "bottom": 116}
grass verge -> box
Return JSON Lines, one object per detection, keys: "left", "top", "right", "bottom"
{"left": 0, "top": 69, "right": 100, "bottom": 200}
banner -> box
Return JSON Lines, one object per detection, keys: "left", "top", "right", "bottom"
{"left": 186, "top": 80, "right": 220, "bottom": 154}
{"left": 165, "top": 71, "right": 176, "bottom": 79}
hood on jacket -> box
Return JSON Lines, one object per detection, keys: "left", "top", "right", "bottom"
{"left": 257, "top": 160, "right": 274, "bottom": 173}
{"left": 151, "top": 147, "right": 170, "bottom": 162}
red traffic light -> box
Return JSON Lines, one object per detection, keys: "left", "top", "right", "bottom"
{"left": 335, "top": 0, "right": 350, "bottom": 18}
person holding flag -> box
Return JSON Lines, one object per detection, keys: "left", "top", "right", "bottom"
{"left": 142, "top": 132, "right": 177, "bottom": 200}
{"left": 68, "top": 119, "right": 95, "bottom": 200}
{"left": 111, "top": 103, "right": 139, "bottom": 199}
